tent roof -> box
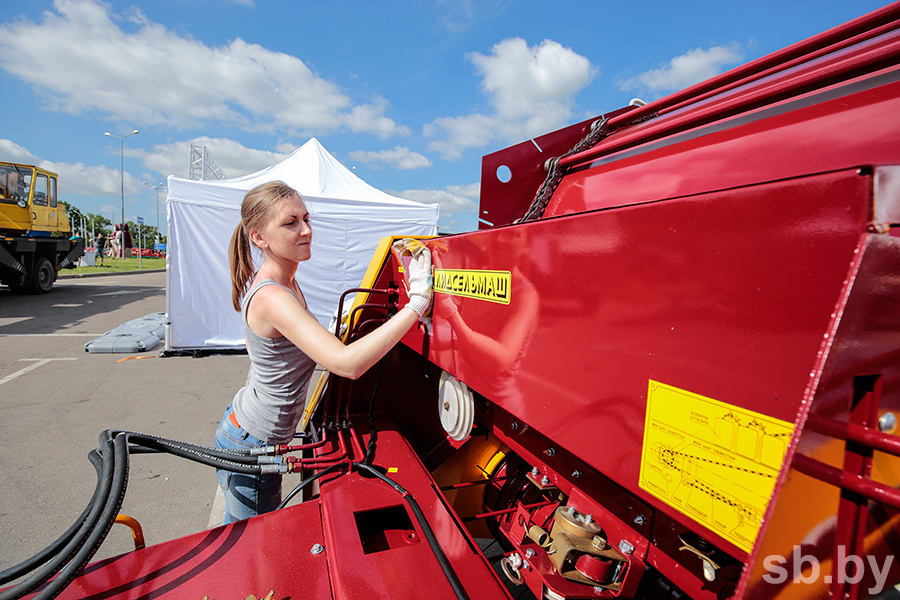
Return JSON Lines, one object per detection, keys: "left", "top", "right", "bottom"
{"left": 168, "top": 138, "right": 422, "bottom": 210}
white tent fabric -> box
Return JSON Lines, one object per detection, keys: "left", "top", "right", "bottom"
{"left": 165, "top": 138, "right": 439, "bottom": 351}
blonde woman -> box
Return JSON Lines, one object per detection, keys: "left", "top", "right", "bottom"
{"left": 215, "top": 181, "right": 432, "bottom": 523}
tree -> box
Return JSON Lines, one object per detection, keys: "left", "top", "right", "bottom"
{"left": 58, "top": 202, "right": 113, "bottom": 240}
{"left": 87, "top": 213, "right": 112, "bottom": 236}
{"left": 126, "top": 221, "right": 165, "bottom": 251}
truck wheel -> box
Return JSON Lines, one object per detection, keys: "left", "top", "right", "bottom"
{"left": 30, "top": 257, "right": 55, "bottom": 293}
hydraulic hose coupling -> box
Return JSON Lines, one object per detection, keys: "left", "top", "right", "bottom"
{"left": 249, "top": 445, "right": 284, "bottom": 456}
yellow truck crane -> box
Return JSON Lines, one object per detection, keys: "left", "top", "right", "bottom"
{"left": 0, "top": 161, "right": 84, "bottom": 293}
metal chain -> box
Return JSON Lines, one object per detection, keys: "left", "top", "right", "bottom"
{"left": 517, "top": 117, "right": 609, "bottom": 223}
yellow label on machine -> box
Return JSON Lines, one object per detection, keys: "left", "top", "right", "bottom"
{"left": 638, "top": 380, "right": 794, "bottom": 553}
{"left": 434, "top": 269, "right": 511, "bottom": 304}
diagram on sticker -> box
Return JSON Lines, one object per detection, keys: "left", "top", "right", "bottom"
{"left": 639, "top": 380, "right": 795, "bottom": 553}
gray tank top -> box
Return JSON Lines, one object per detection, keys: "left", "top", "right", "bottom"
{"left": 232, "top": 279, "right": 317, "bottom": 444}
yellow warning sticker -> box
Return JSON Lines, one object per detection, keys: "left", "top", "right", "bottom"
{"left": 639, "top": 380, "right": 794, "bottom": 553}
{"left": 434, "top": 269, "right": 511, "bottom": 304}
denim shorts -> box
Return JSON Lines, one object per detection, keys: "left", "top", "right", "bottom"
{"left": 215, "top": 404, "right": 282, "bottom": 525}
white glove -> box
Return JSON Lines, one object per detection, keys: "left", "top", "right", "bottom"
{"left": 405, "top": 246, "right": 433, "bottom": 317}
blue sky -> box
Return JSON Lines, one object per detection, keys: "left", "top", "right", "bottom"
{"left": 0, "top": 0, "right": 888, "bottom": 234}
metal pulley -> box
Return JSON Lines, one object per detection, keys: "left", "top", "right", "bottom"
{"left": 438, "top": 371, "right": 475, "bottom": 441}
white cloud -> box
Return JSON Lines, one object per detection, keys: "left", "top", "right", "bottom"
{"left": 435, "top": 0, "right": 512, "bottom": 33}
{"left": 0, "top": 138, "right": 126, "bottom": 197}
{"left": 617, "top": 43, "right": 744, "bottom": 95}
{"left": 135, "top": 137, "right": 287, "bottom": 180}
{"left": 0, "top": 139, "right": 39, "bottom": 164}
{"left": 390, "top": 183, "right": 480, "bottom": 232}
{"left": 49, "top": 161, "right": 132, "bottom": 197}
{"left": 1, "top": 136, "right": 286, "bottom": 201}
{"left": 348, "top": 146, "right": 432, "bottom": 170}
{"left": 426, "top": 38, "right": 596, "bottom": 160}
{"left": 0, "top": 0, "right": 407, "bottom": 138}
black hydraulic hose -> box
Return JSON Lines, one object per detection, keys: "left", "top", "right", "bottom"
{"left": 362, "top": 358, "right": 386, "bottom": 465}
{"left": 123, "top": 433, "right": 265, "bottom": 473}
{"left": 0, "top": 434, "right": 117, "bottom": 600}
{"left": 354, "top": 462, "right": 470, "bottom": 600}
{"left": 277, "top": 462, "right": 348, "bottom": 510}
{"left": 34, "top": 432, "right": 130, "bottom": 600}
{"left": 124, "top": 432, "right": 261, "bottom": 465}
{"left": 0, "top": 450, "right": 104, "bottom": 587}
{"left": 122, "top": 431, "right": 257, "bottom": 458}
{"left": 0, "top": 429, "right": 280, "bottom": 600}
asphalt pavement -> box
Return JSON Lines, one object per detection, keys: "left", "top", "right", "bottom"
{"left": 0, "top": 271, "right": 254, "bottom": 571}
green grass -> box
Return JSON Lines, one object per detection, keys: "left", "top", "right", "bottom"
{"left": 69, "top": 256, "right": 166, "bottom": 275}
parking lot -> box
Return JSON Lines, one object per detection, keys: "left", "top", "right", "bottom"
{"left": 0, "top": 271, "right": 254, "bottom": 568}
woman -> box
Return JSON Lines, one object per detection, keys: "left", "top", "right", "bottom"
{"left": 112, "top": 224, "right": 122, "bottom": 258}
{"left": 215, "top": 181, "right": 432, "bottom": 523}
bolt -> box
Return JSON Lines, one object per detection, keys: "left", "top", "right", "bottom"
{"left": 571, "top": 470, "right": 582, "bottom": 478}
{"left": 618, "top": 540, "right": 635, "bottom": 554}
{"left": 545, "top": 447, "right": 556, "bottom": 457}
{"left": 634, "top": 514, "right": 647, "bottom": 526}
{"left": 879, "top": 412, "right": 897, "bottom": 433}
{"left": 510, "top": 421, "right": 519, "bottom": 430}
{"left": 592, "top": 535, "right": 607, "bottom": 550}
{"left": 311, "top": 543, "right": 324, "bottom": 555}
{"left": 531, "top": 467, "right": 540, "bottom": 477}
{"left": 584, "top": 514, "right": 593, "bottom": 524}
{"left": 525, "top": 548, "right": 536, "bottom": 559}
{"left": 540, "top": 475, "right": 550, "bottom": 486}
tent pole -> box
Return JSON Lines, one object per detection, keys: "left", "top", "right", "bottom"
{"left": 164, "top": 181, "right": 173, "bottom": 354}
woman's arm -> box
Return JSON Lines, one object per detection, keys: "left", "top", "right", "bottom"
{"left": 250, "top": 285, "right": 422, "bottom": 380}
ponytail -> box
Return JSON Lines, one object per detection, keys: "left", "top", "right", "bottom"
{"left": 228, "top": 180, "right": 301, "bottom": 311}
{"left": 229, "top": 222, "right": 255, "bottom": 311}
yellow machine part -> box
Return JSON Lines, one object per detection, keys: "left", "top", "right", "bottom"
{"left": 430, "top": 435, "right": 509, "bottom": 539}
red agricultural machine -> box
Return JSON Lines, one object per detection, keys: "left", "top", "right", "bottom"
{"left": 5, "top": 4, "right": 900, "bottom": 599}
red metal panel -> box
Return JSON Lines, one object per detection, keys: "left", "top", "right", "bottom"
{"left": 317, "top": 425, "right": 510, "bottom": 599}
{"left": 546, "top": 71, "right": 900, "bottom": 218}
{"left": 478, "top": 117, "right": 596, "bottom": 229}
{"left": 417, "top": 170, "right": 869, "bottom": 555}
{"left": 37, "top": 500, "right": 332, "bottom": 600}
{"left": 741, "top": 231, "right": 900, "bottom": 598}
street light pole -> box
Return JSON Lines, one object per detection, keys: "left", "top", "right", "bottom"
{"left": 142, "top": 181, "right": 165, "bottom": 238}
{"left": 105, "top": 129, "right": 139, "bottom": 257}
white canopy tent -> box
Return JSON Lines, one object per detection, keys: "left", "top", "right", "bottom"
{"left": 164, "top": 138, "right": 439, "bottom": 352}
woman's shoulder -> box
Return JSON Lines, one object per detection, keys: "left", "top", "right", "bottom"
{"left": 245, "top": 279, "right": 297, "bottom": 309}
{"left": 244, "top": 278, "right": 310, "bottom": 335}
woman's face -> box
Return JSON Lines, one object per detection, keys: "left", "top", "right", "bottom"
{"left": 257, "top": 193, "right": 313, "bottom": 262}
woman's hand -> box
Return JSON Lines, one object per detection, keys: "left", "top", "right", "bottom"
{"left": 405, "top": 246, "right": 433, "bottom": 317}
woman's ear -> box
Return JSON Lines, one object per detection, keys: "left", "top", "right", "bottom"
{"left": 248, "top": 228, "right": 268, "bottom": 250}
